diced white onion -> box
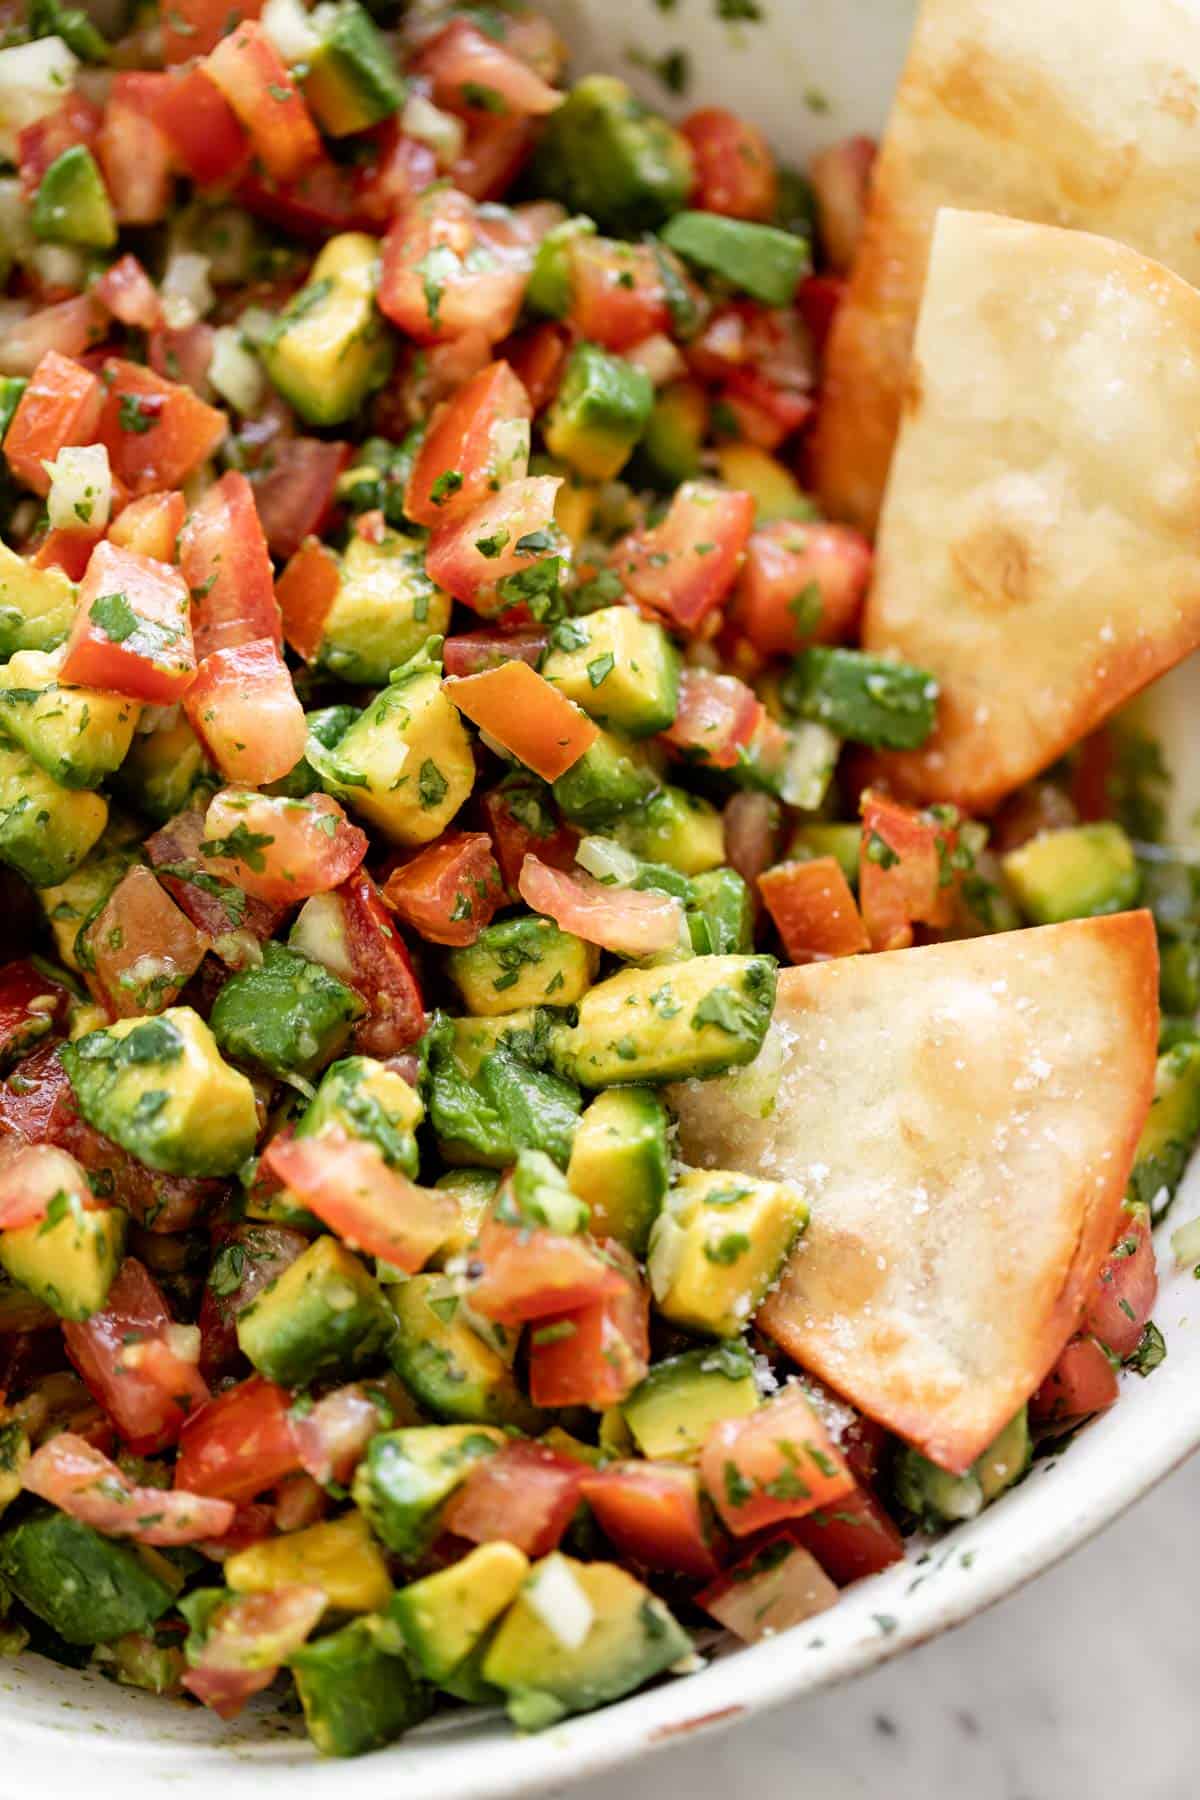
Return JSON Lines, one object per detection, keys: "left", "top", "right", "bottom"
{"left": 779, "top": 720, "right": 840, "bottom": 810}
{"left": 623, "top": 333, "right": 686, "bottom": 388}
{"left": 260, "top": 0, "right": 321, "bottom": 62}
{"left": 290, "top": 893, "right": 357, "bottom": 982}
{"left": 575, "top": 835, "right": 641, "bottom": 887}
{"left": 0, "top": 177, "right": 35, "bottom": 264}
{"left": 237, "top": 305, "right": 277, "bottom": 348}
{"left": 164, "top": 1322, "right": 202, "bottom": 1364}
{"left": 43, "top": 443, "right": 112, "bottom": 534}
{"left": 646, "top": 1210, "right": 682, "bottom": 1304}
{"left": 1172, "top": 1213, "right": 1200, "bottom": 1270}
{"left": 524, "top": 1555, "right": 594, "bottom": 1650}
{"left": 402, "top": 90, "right": 466, "bottom": 169}
{"left": 487, "top": 415, "right": 531, "bottom": 486}
{"left": 160, "top": 252, "right": 214, "bottom": 330}
{"left": 0, "top": 38, "right": 80, "bottom": 162}
{"left": 720, "top": 1018, "right": 785, "bottom": 1121}
{"left": 209, "top": 324, "right": 266, "bottom": 416}
{"left": 29, "top": 243, "right": 87, "bottom": 292}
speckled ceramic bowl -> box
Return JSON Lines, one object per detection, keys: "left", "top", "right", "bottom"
{"left": 8, "top": 3, "right": 1200, "bottom": 1793}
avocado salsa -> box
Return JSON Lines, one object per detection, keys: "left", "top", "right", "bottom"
{"left": 0, "top": 0, "right": 1190, "bottom": 1763}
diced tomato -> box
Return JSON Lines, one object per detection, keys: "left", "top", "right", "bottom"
{"left": 858, "top": 789, "right": 958, "bottom": 953}
{"left": 180, "top": 470, "right": 281, "bottom": 661}
{"left": 183, "top": 640, "right": 306, "bottom": 788}
{"left": 198, "top": 1500, "right": 277, "bottom": 1557}
{"left": 252, "top": 437, "right": 349, "bottom": 562}
{"left": 339, "top": 870, "right": 427, "bottom": 1056}
{"left": 146, "top": 807, "right": 288, "bottom": 956}
{"left": 447, "top": 660, "right": 597, "bottom": 782}
{"left": 64, "top": 1259, "right": 210, "bottom": 1455}
{"left": 1031, "top": 1336, "right": 1120, "bottom": 1429}
{"left": 199, "top": 788, "right": 368, "bottom": 905}
{"left": 519, "top": 855, "right": 684, "bottom": 958}
{"left": 581, "top": 1462, "right": 723, "bottom": 1581}
{"left": 450, "top": 112, "right": 534, "bottom": 202}
{"left": 796, "top": 274, "right": 846, "bottom": 355}
{"left": 790, "top": 1485, "right": 906, "bottom": 1586}
{"left": 469, "top": 1211, "right": 628, "bottom": 1327}
{"left": 147, "top": 320, "right": 214, "bottom": 399}
{"left": 353, "top": 120, "right": 438, "bottom": 226}
{"left": 701, "top": 1383, "right": 856, "bottom": 1536}
{"left": 426, "top": 474, "right": 563, "bottom": 617}
{"left": 660, "top": 668, "right": 763, "bottom": 770}
{"left": 162, "top": 0, "right": 265, "bottom": 60}
{"left": 481, "top": 778, "right": 578, "bottom": 896}
{"left": 527, "top": 1248, "right": 650, "bottom": 1409}
{"left": 498, "top": 320, "right": 569, "bottom": 415}
{"left": 442, "top": 627, "right": 547, "bottom": 679}
{"left": 4, "top": 351, "right": 103, "bottom": 495}
{"left": 612, "top": 481, "right": 755, "bottom": 631}
{"left": 108, "top": 489, "right": 186, "bottom": 561}
{"left": 382, "top": 830, "right": 503, "bottom": 948}
{"left": 97, "top": 83, "right": 173, "bottom": 226}
{"left": 118, "top": 68, "right": 249, "bottom": 189}
{"left": 758, "top": 857, "right": 870, "bottom": 964}
{"left": 197, "top": 1222, "right": 310, "bottom": 1383}
{"left": 61, "top": 538, "right": 195, "bottom": 703}
{"left": 17, "top": 92, "right": 100, "bottom": 199}
{"left": 204, "top": 23, "right": 321, "bottom": 184}
{"left": 95, "top": 254, "right": 163, "bottom": 334}
{"left": 690, "top": 300, "right": 814, "bottom": 398}
{"left": 181, "top": 1586, "right": 325, "bottom": 1720}
{"left": 416, "top": 19, "right": 563, "bottom": 119}
{"left": 0, "top": 958, "right": 67, "bottom": 1069}
{"left": 567, "top": 238, "right": 676, "bottom": 352}
{"left": 97, "top": 357, "right": 226, "bottom": 496}
{"left": 0, "top": 296, "right": 105, "bottom": 380}
{"left": 1082, "top": 1203, "right": 1157, "bottom": 1360}
{"left": 30, "top": 527, "right": 102, "bottom": 580}
{"left": 271, "top": 1474, "right": 326, "bottom": 1534}
{"left": 733, "top": 520, "right": 871, "bottom": 658}
{"left": 0, "top": 1144, "right": 102, "bottom": 1231}
{"left": 236, "top": 151, "right": 369, "bottom": 240}
{"left": 809, "top": 135, "right": 876, "bottom": 274}
{"left": 84, "top": 865, "right": 211, "bottom": 1016}
{"left": 288, "top": 1382, "right": 389, "bottom": 1488}
{"left": 700, "top": 1536, "right": 837, "bottom": 1643}
{"left": 682, "top": 107, "right": 777, "bottom": 221}
{"left": 405, "top": 360, "right": 531, "bottom": 528}
{"left": 175, "top": 1375, "right": 302, "bottom": 1501}
{"left": 442, "top": 1440, "right": 585, "bottom": 1559}
{"left": 23, "top": 1433, "right": 234, "bottom": 1545}
{"left": 263, "top": 1129, "right": 456, "bottom": 1272}
{"left": 379, "top": 187, "right": 532, "bottom": 346}
{"left": 273, "top": 537, "right": 338, "bottom": 663}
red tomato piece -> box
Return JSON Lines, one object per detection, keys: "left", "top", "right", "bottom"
{"left": 1082, "top": 1203, "right": 1158, "bottom": 1360}
{"left": 95, "top": 254, "right": 162, "bottom": 332}
{"left": 1031, "top": 1336, "right": 1120, "bottom": 1429}
{"left": 442, "top": 627, "right": 547, "bottom": 679}
{"left": 146, "top": 807, "right": 288, "bottom": 956}
{"left": 62, "top": 538, "right": 195, "bottom": 703}
{"left": 733, "top": 520, "right": 871, "bottom": 658}
{"left": 527, "top": 1248, "right": 650, "bottom": 1409}
{"left": 790, "top": 1484, "right": 906, "bottom": 1586}
{"left": 858, "top": 789, "right": 958, "bottom": 954}
{"left": 0, "top": 958, "right": 67, "bottom": 1067}
{"left": 4, "top": 350, "right": 103, "bottom": 495}
{"left": 701, "top": 1383, "right": 856, "bottom": 1536}
{"left": 442, "top": 1440, "right": 585, "bottom": 1559}
{"left": 809, "top": 134, "right": 876, "bottom": 274}
{"left": 97, "top": 83, "right": 173, "bottom": 226}
{"left": 682, "top": 107, "right": 777, "bottom": 221}
{"left": 353, "top": 121, "right": 438, "bottom": 226}
{"left": 660, "top": 668, "right": 763, "bottom": 770}
{"left": 0, "top": 296, "right": 105, "bottom": 380}
{"left": 64, "top": 1259, "right": 210, "bottom": 1455}
{"left": 182, "top": 1587, "right": 325, "bottom": 1720}
{"left": 275, "top": 536, "right": 341, "bottom": 662}
{"left": 449, "top": 112, "right": 534, "bottom": 202}
{"left": 405, "top": 360, "right": 531, "bottom": 527}
{"left": 204, "top": 22, "right": 321, "bottom": 183}
{"left": 519, "top": 855, "right": 684, "bottom": 958}
{"left": 120, "top": 68, "right": 249, "bottom": 188}
{"left": 758, "top": 857, "right": 870, "bottom": 964}
{"left": 199, "top": 787, "right": 368, "bottom": 905}
{"left": 796, "top": 274, "right": 846, "bottom": 354}
{"left": 415, "top": 19, "right": 563, "bottom": 119}
{"left": 481, "top": 779, "right": 578, "bottom": 895}
{"left": 23, "top": 1433, "right": 234, "bottom": 1546}
{"left": 30, "top": 527, "right": 101, "bottom": 580}
{"left": 180, "top": 470, "right": 281, "bottom": 660}
{"left": 236, "top": 151, "right": 369, "bottom": 239}
{"left": 98, "top": 357, "right": 226, "bottom": 496}
{"left": 252, "top": 437, "right": 349, "bottom": 561}
{"left": 162, "top": 0, "right": 264, "bottom": 60}
{"left": 147, "top": 320, "right": 214, "bottom": 398}
{"left": 340, "top": 870, "right": 427, "bottom": 1056}
{"left": 566, "top": 238, "right": 674, "bottom": 351}
{"left": 426, "top": 474, "right": 562, "bottom": 616}
{"left": 611, "top": 480, "right": 755, "bottom": 631}
{"left": 381, "top": 830, "right": 503, "bottom": 948}
{"left": 447, "top": 660, "right": 598, "bottom": 782}
{"left": 468, "top": 1212, "right": 628, "bottom": 1327}
{"left": 108, "top": 489, "right": 186, "bottom": 562}
{"left": 17, "top": 93, "right": 100, "bottom": 199}
{"left": 498, "top": 321, "right": 569, "bottom": 415}
{"left": 699, "top": 1535, "right": 837, "bottom": 1642}
{"left": 289, "top": 1382, "right": 388, "bottom": 1488}
{"left": 197, "top": 1222, "right": 310, "bottom": 1383}
{"left": 379, "top": 187, "right": 532, "bottom": 346}
{"left": 0, "top": 1144, "right": 101, "bottom": 1231}
{"left": 263, "top": 1129, "right": 456, "bottom": 1272}
{"left": 581, "top": 1462, "right": 723, "bottom": 1581}
{"left": 174, "top": 1375, "right": 301, "bottom": 1501}
{"left": 183, "top": 639, "right": 306, "bottom": 787}
{"left": 84, "top": 865, "right": 211, "bottom": 1016}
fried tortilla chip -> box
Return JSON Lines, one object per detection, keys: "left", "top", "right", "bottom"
{"left": 669, "top": 912, "right": 1158, "bottom": 1473}
{"left": 861, "top": 208, "right": 1200, "bottom": 812}
{"left": 814, "top": 0, "right": 1200, "bottom": 535}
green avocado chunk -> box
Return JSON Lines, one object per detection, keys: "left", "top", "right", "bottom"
{"left": 210, "top": 941, "right": 364, "bottom": 1080}
{"left": 660, "top": 211, "right": 811, "bottom": 307}
{"left": 543, "top": 606, "right": 678, "bottom": 737}
{"left": 302, "top": 0, "right": 406, "bottom": 136}
{"left": 389, "top": 1273, "right": 544, "bottom": 1431}
{"left": 0, "top": 738, "right": 108, "bottom": 887}
{"left": 353, "top": 1425, "right": 504, "bottom": 1561}
{"left": 622, "top": 1342, "right": 760, "bottom": 1461}
{"left": 31, "top": 145, "right": 116, "bottom": 248}
{"left": 0, "top": 1510, "right": 176, "bottom": 1644}
{"left": 529, "top": 75, "right": 692, "bottom": 235}
{"left": 446, "top": 916, "right": 596, "bottom": 1017}
{"left": 544, "top": 343, "right": 654, "bottom": 483}
{"left": 551, "top": 728, "right": 660, "bottom": 829}
{"left": 783, "top": 646, "right": 939, "bottom": 750}
{"left": 566, "top": 1086, "right": 668, "bottom": 1256}
{"left": 1128, "top": 1038, "right": 1200, "bottom": 1223}
{"left": 290, "top": 1616, "right": 432, "bottom": 1758}
{"left": 0, "top": 1200, "right": 125, "bottom": 1321}
{"left": 237, "top": 1236, "right": 396, "bottom": 1388}
{"left": 297, "top": 1054, "right": 423, "bottom": 1177}
{"left": 1002, "top": 823, "right": 1140, "bottom": 926}
{"left": 261, "top": 232, "right": 392, "bottom": 427}
{"left": 894, "top": 1409, "right": 1031, "bottom": 1528}
{"left": 0, "top": 648, "right": 139, "bottom": 790}
{"left": 687, "top": 868, "right": 754, "bottom": 955}
{"left": 0, "top": 542, "right": 75, "bottom": 660}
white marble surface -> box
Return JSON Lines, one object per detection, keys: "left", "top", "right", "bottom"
{"left": 566, "top": 1451, "right": 1200, "bottom": 1800}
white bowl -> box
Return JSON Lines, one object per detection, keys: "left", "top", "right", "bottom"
{"left": 11, "top": 3, "right": 1200, "bottom": 1793}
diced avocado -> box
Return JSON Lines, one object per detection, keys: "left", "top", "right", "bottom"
{"left": 0, "top": 1199, "right": 125, "bottom": 1321}
{"left": 312, "top": 530, "right": 451, "bottom": 686}
{"left": 210, "top": 942, "right": 364, "bottom": 1081}
{"left": 544, "top": 343, "right": 654, "bottom": 483}
{"left": 0, "top": 1420, "right": 28, "bottom": 1518}
{"left": 0, "top": 1509, "right": 176, "bottom": 1644}
{"left": 0, "top": 737, "right": 107, "bottom": 886}
{"left": 482, "top": 1553, "right": 691, "bottom": 1730}
{"left": 648, "top": 1166, "right": 806, "bottom": 1339}
{"left": 476, "top": 1050, "right": 582, "bottom": 1167}
{"left": 352, "top": 1425, "right": 504, "bottom": 1560}
{"left": 1002, "top": 823, "right": 1140, "bottom": 926}
{"left": 622, "top": 1342, "right": 759, "bottom": 1461}
{"left": 1128, "top": 1039, "right": 1200, "bottom": 1223}
{"left": 0, "top": 541, "right": 76, "bottom": 658}
{"left": 662, "top": 210, "right": 809, "bottom": 307}
{"left": 62, "top": 1007, "right": 258, "bottom": 1178}
{"left": 447, "top": 916, "right": 597, "bottom": 1016}
{"left": 390, "top": 1541, "right": 528, "bottom": 1692}
{"left": 715, "top": 443, "right": 817, "bottom": 524}
{"left": 782, "top": 646, "right": 938, "bottom": 751}
{"left": 894, "top": 1408, "right": 1031, "bottom": 1527}
{"left": 529, "top": 75, "right": 692, "bottom": 235}
{"left": 31, "top": 144, "right": 115, "bottom": 249}
{"left": 336, "top": 429, "right": 424, "bottom": 532}
{"left": 113, "top": 711, "right": 209, "bottom": 823}
{"left": 611, "top": 785, "right": 724, "bottom": 875}
{"left": 310, "top": 640, "right": 474, "bottom": 846}
{"left": 0, "top": 647, "right": 138, "bottom": 789}
{"left": 0, "top": 377, "right": 26, "bottom": 443}
{"left": 552, "top": 727, "right": 661, "bottom": 828}
{"left": 297, "top": 1054, "right": 423, "bottom": 1178}
{"left": 733, "top": 717, "right": 839, "bottom": 812}
{"left": 633, "top": 380, "right": 707, "bottom": 489}
{"left": 553, "top": 954, "right": 776, "bottom": 1088}
{"left": 526, "top": 215, "right": 596, "bottom": 318}
{"left": 787, "top": 821, "right": 861, "bottom": 887}
{"left": 271, "top": 703, "right": 359, "bottom": 801}
{"left": 262, "top": 232, "right": 392, "bottom": 427}
{"left": 237, "top": 1235, "right": 396, "bottom": 1388}
{"left": 543, "top": 607, "right": 678, "bottom": 737}
{"left": 389, "top": 1273, "right": 544, "bottom": 1431}
{"left": 448, "top": 1009, "right": 549, "bottom": 1078}
{"left": 291, "top": 1615, "right": 431, "bottom": 1759}
{"left": 28, "top": 0, "right": 109, "bottom": 60}
{"left": 429, "top": 1168, "right": 498, "bottom": 1265}
{"left": 302, "top": 0, "right": 405, "bottom": 136}
{"left": 37, "top": 816, "right": 143, "bottom": 969}
{"left": 106, "top": 1631, "right": 186, "bottom": 1696}
{"left": 566, "top": 1087, "right": 668, "bottom": 1256}
{"left": 227, "top": 1510, "right": 392, "bottom": 1613}
{"left": 687, "top": 867, "right": 753, "bottom": 955}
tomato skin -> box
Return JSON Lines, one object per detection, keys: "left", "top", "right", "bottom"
{"left": 790, "top": 1484, "right": 906, "bottom": 1585}
{"left": 204, "top": 22, "right": 321, "bottom": 184}
{"left": 289, "top": 1382, "right": 388, "bottom": 1487}
{"left": 98, "top": 82, "right": 173, "bottom": 226}
{"left": 119, "top": 68, "right": 249, "bottom": 188}
{"left": 4, "top": 350, "right": 104, "bottom": 496}
{"left": 200, "top": 787, "right": 368, "bottom": 905}
{"left": 62, "top": 538, "right": 196, "bottom": 703}
{"left": 682, "top": 107, "right": 777, "bottom": 221}
{"left": 442, "top": 1441, "right": 585, "bottom": 1559}
{"left": 450, "top": 113, "right": 535, "bottom": 202}
{"left": 469, "top": 1213, "right": 629, "bottom": 1327}
{"left": 660, "top": 668, "right": 763, "bottom": 771}
{"left": 85, "top": 865, "right": 212, "bottom": 1017}
{"left": 379, "top": 187, "right": 532, "bottom": 346}
{"left": 405, "top": 360, "right": 531, "bottom": 528}
{"left": 858, "top": 790, "right": 957, "bottom": 953}
{"left": 447, "top": 660, "right": 598, "bottom": 783}
{"left": 527, "top": 1249, "right": 650, "bottom": 1409}
{"left": 498, "top": 321, "right": 570, "bottom": 414}
{"left": 796, "top": 274, "right": 846, "bottom": 354}
{"left": 181, "top": 470, "right": 281, "bottom": 661}
{"left": 237, "top": 153, "right": 371, "bottom": 239}
{"left": 382, "top": 830, "right": 503, "bottom": 948}
{"left": 263, "top": 1129, "right": 455, "bottom": 1271}
{"left": 184, "top": 639, "right": 307, "bottom": 787}
{"left": 733, "top": 520, "right": 871, "bottom": 659}
{"left": 64, "top": 1259, "right": 210, "bottom": 1455}
{"left": 30, "top": 526, "right": 102, "bottom": 580}
{"left": 426, "top": 475, "right": 563, "bottom": 614}
{"left": 108, "top": 489, "right": 186, "bottom": 562}
{"left": 1031, "top": 1336, "right": 1120, "bottom": 1428}
{"left": 353, "top": 121, "right": 438, "bottom": 226}
{"left": 566, "top": 238, "right": 673, "bottom": 351}
{"left": 415, "top": 19, "right": 563, "bottom": 120}
{"left": 275, "top": 537, "right": 340, "bottom": 663}
{"left": 174, "top": 1374, "right": 301, "bottom": 1501}
{"left": 1082, "top": 1204, "right": 1157, "bottom": 1360}
{"left": 340, "top": 870, "right": 427, "bottom": 1056}
{"left": 481, "top": 779, "right": 578, "bottom": 896}
{"left": 611, "top": 481, "right": 756, "bottom": 631}
{"left": 146, "top": 806, "right": 288, "bottom": 955}
{"left": 197, "top": 1222, "right": 310, "bottom": 1383}
{"left": 17, "top": 93, "right": 101, "bottom": 199}
{"left": 442, "top": 628, "right": 547, "bottom": 679}
{"left": 758, "top": 857, "right": 870, "bottom": 964}
{"left": 252, "top": 438, "right": 350, "bottom": 562}
{"left": 519, "top": 856, "right": 684, "bottom": 959}
{"left": 0, "top": 958, "right": 67, "bottom": 1067}
{"left": 98, "top": 357, "right": 227, "bottom": 497}
{"left": 162, "top": 0, "right": 264, "bottom": 60}
{"left": 701, "top": 1383, "right": 856, "bottom": 1536}
{"left": 581, "top": 1462, "right": 724, "bottom": 1581}
{"left": 25, "top": 1433, "right": 235, "bottom": 1546}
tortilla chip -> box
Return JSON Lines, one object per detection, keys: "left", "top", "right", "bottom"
{"left": 862, "top": 208, "right": 1200, "bottom": 812}
{"left": 814, "top": 0, "right": 1200, "bottom": 535}
{"left": 669, "top": 912, "right": 1158, "bottom": 1473}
